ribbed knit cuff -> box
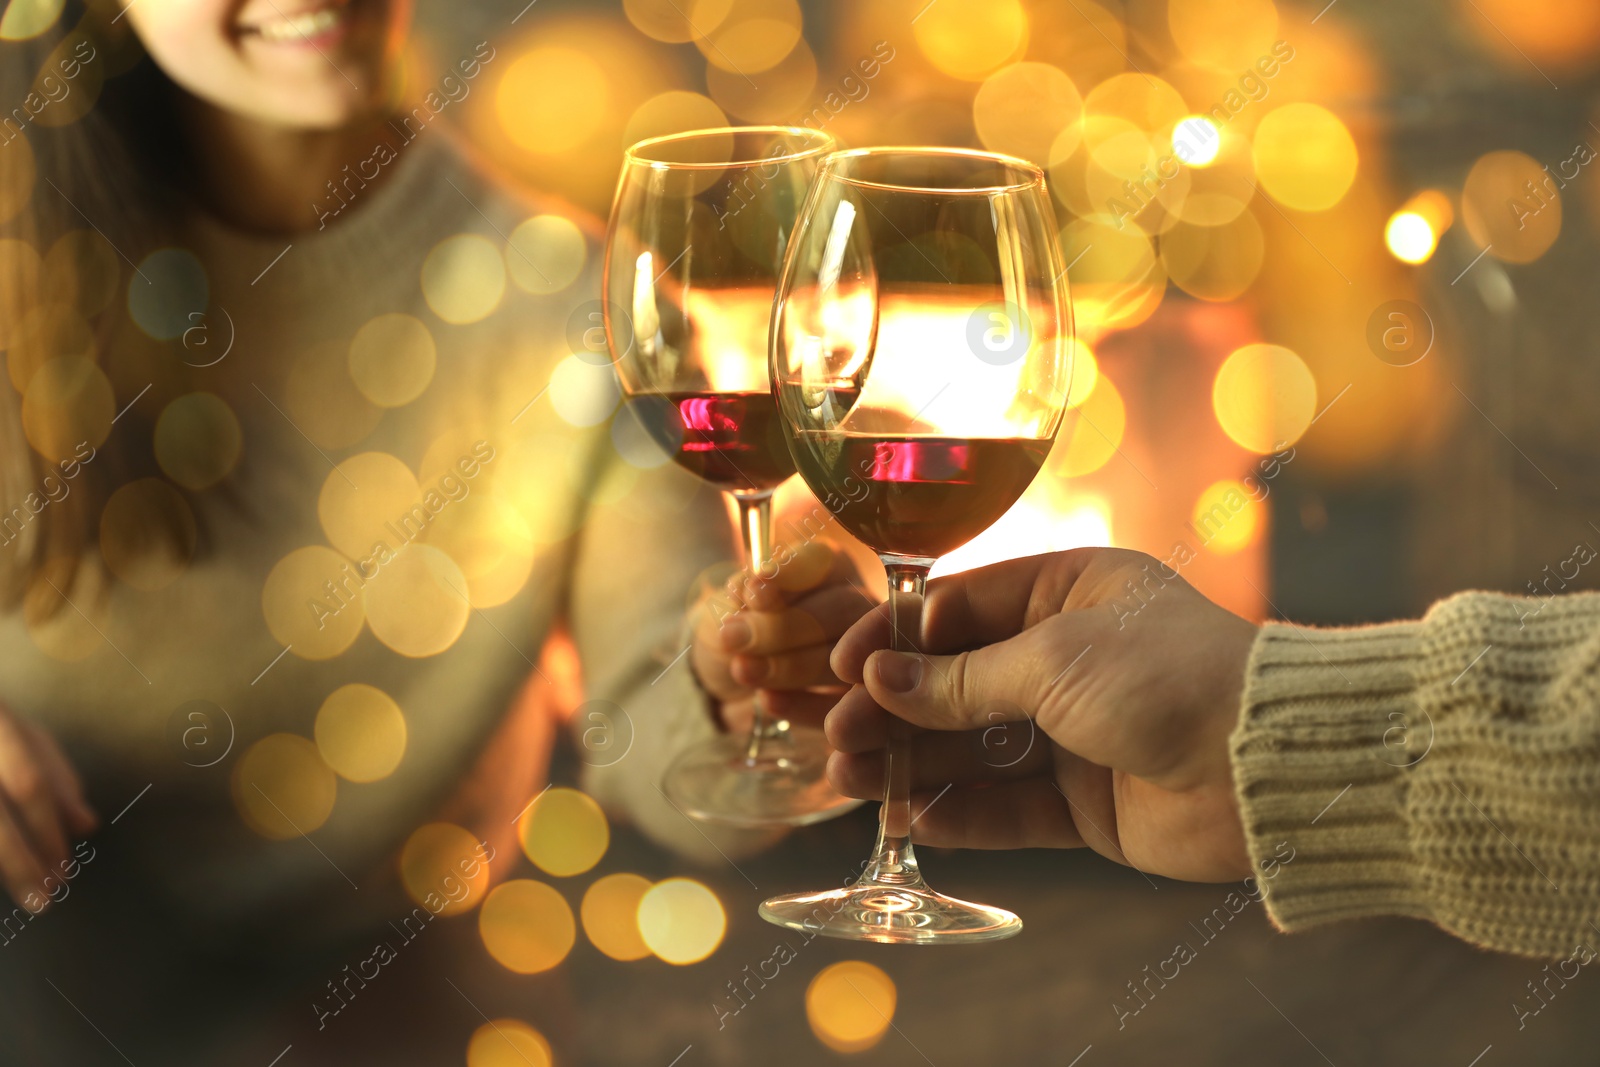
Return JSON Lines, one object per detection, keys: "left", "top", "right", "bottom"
{"left": 1230, "top": 620, "right": 1435, "bottom": 931}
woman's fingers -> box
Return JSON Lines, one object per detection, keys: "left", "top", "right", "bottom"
{"left": 23, "top": 721, "right": 96, "bottom": 836}
{"left": 907, "top": 777, "right": 1085, "bottom": 851}
{"left": 730, "top": 541, "right": 857, "bottom": 611}
{"left": 721, "top": 584, "right": 874, "bottom": 657}
{"left": 0, "top": 717, "right": 68, "bottom": 871}
{"left": 0, "top": 807, "right": 50, "bottom": 911}
{"left": 731, "top": 644, "right": 838, "bottom": 690}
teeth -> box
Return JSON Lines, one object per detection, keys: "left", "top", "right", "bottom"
{"left": 255, "top": 7, "right": 342, "bottom": 42}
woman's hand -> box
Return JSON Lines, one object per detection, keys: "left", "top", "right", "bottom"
{"left": 0, "top": 703, "right": 97, "bottom": 909}
{"left": 690, "top": 540, "right": 877, "bottom": 734}
{"left": 826, "top": 548, "right": 1258, "bottom": 883}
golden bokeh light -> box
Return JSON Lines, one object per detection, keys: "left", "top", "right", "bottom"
{"left": 696, "top": 0, "right": 803, "bottom": 75}
{"left": 1172, "top": 116, "right": 1222, "bottom": 167}
{"left": 231, "top": 734, "right": 338, "bottom": 840}
{"left": 466, "top": 1019, "right": 553, "bottom": 1067}
{"left": 1457, "top": 0, "right": 1600, "bottom": 71}
{"left": 1252, "top": 103, "right": 1359, "bottom": 212}
{"left": 622, "top": 91, "right": 729, "bottom": 154}
{"left": 421, "top": 234, "right": 506, "bottom": 326}
{"left": 0, "top": 131, "right": 35, "bottom": 224}
{"left": 99, "top": 478, "right": 197, "bottom": 592}
{"left": 0, "top": 239, "right": 43, "bottom": 348}
{"left": 496, "top": 47, "right": 609, "bottom": 155}
{"left": 42, "top": 230, "right": 120, "bottom": 316}
{"left": 348, "top": 314, "right": 436, "bottom": 408}
{"left": 806, "top": 961, "right": 897, "bottom": 1054}
{"left": 1462, "top": 150, "right": 1561, "bottom": 264}
{"left": 262, "top": 545, "right": 366, "bottom": 660}
{"left": 1385, "top": 210, "right": 1437, "bottom": 264}
{"left": 317, "top": 451, "right": 422, "bottom": 561}
{"left": 1161, "top": 211, "right": 1266, "bottom": 302}
{"left": 31, "top": 29, "right": 105, "bottom": 128}
{"left": 401, "top": 822, "right": 491, "bottom": 916}
{"left": 1054, "top": 217, "right": 1166, "bottom": 334}
{"left": 6, "top": 302, "right": 95, "bottom": 393}
{"left": 314, "top": 683, "right": 407, "bottom": 783}
{"left": 1192, "top": 479, "right": 1261, "bottom": 554}
{"left": 973, "top": 62, "right": 1082, "bottom": 165}
{"left": 284, "top": 341, "right": 384, "bottom": 450}
{"left": 518, "top": 786, "right": 609, "bottom": 878}
{"left": 423, "top": 493, "right": 535, "bottom": 608}
{"left": 624, "top": 0, "right": 733, "bottom": 43}
{"left": 1212, "top": 343, "right": 1317, "bottom": 454}
{"left": 1065, "top": 337, "right": 1099, "bottom": 411}
{"left": 914, "top": 0, "right": 1027, "bottom": 81}
{"left": 1084, "top": 73, "right": 1187, "bottom": 135}
{"left": 478, "top": 879, "right": 577, "bottom": 975}
{"left": 1027, "top": 0, "right": 1127, "bottom": 90}
{"left": 0, "top": 0, "right": 64, "bottom": 40}
{"left": 361, "top": 543, "right": 472, "bottom": 658}
{"left": 707, "top": 38, "right": 817, "bottom": 123}
{"left": 21, "top": 356, "right": 114, "bottom": 462}
{"left": 1405, "top": 188, "right": 1454, "bottom": 234}
{"left": 549, "top": 354, "right": 621, "bottom": 427}
{"left": 1056, "top": 368, "right": 1126, "bottom": 477}
{"left": 23, "top": 556, "right": 108, "bottom": 662}
{"left": 493, "top": 435, "right": 586, "bottom": 547}
{"left": 506, "top": 214, "right": 588, "bottom": 296}
{"left": 580, "top": 873, "right": 653, "bottom": 961}
{"left": 637, "top": 878, "right": 726, "bottom": 965}
{"left": 154, "top": 392, "right": 243, "bottom": 491}
{"left": 1168, "top": 0, "right": 1279, "bottom": 71}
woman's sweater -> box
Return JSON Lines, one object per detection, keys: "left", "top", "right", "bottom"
{"left": 1231, "top": 590, "right": 1600, "bottom": 958}
{"left": 0, "top": 129, "right": 744, "bottom": 955}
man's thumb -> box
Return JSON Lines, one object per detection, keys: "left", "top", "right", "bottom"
{"left": 861, "top": 633, "right": 1044, "bottom": 732}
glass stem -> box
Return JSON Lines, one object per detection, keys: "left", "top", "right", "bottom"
{"left": 861, "top": 559, "right": 929, "bottom": 888}
{"left": 733, "top": 491, "right": 775, "bottom": 764}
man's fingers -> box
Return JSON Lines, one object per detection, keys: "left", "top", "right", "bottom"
{"left": 825, "top": 729, "right": 1050, "bottom": 799}
{"left": 860, "top": 633, "right": 1051, "bottom": 732}
{"left": 0, "top": 719, "right": 68, "bottom": 869}
{"left": 23, "top": 723, "right": 96, "bottom": 836}
{"left": 823, "top": 684, "right": 886, "bottom": 753}
{"left": 908, "top": 778, "right": 1085, "bottom": 851}
{"left": 830, "top": 602, "right": 894, "bottom": 684}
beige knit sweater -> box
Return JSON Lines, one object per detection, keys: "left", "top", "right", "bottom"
{"left": 1231, "top": 590, "right": 1600, "bottom": 958}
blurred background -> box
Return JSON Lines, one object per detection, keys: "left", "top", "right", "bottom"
{"left": 10, "top": 0, "right": 1600, "bottom": 1064}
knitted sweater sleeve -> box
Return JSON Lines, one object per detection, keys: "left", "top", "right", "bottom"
{"left": 1229, "top": 589, "right": 1600, "bottom": 958}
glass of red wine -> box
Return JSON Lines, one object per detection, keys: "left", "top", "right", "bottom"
{"left": 759, "top": 147, "right": 1073, "bottom": 942}
{"left": 603, "top": 126, "right": 863, "bottom": 827}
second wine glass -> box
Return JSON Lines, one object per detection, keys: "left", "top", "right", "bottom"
{"left": 760, "top": 146, "right": 1073, "bottom": 942}
{"left": 603, "top": 126, "right": 863, "bottom": 827}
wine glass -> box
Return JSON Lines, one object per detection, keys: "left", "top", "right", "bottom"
{"left": 759, "top": 147, "right": 1073, "bottom": 942}
{"left": 603, "top": 126, "right": 863, "bottom": 827}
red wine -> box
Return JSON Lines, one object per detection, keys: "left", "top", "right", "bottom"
{"left": 789, "top": 432, "right": 1051, "bottom": 558}
{"left": 630, "top": 391, "right": 796, "bottom": 493}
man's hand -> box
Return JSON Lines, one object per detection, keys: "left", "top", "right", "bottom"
{"left": 690, "top": 540, "right": 877, "bottom": 734}
{"left": 0, "top": 703, "right": 97, "bottom": 909}
{"left": 825, "top": 548, "right": 1257, "bottom": 883}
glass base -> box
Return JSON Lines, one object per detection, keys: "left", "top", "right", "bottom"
{"left": 661, "top": 726, "right": 863, "bottom": 828}
{"left": 759, "top": 878, "right": 1023, "bottom": 945}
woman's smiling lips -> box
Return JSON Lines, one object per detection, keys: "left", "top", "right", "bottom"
{"left": 237, "top": 2, "right": 352, "bottom": 48}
